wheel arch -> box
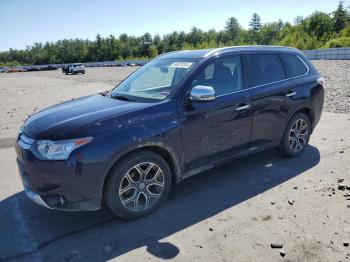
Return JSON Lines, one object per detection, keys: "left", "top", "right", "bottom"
{"left": 282, "top": 106, "right": 315, "bottom": 140}
{"left": 293, "top": 107, "right": 315, "bottom": 132}
{"left": 98, "top": 142, "right": 182, "bottom": 203}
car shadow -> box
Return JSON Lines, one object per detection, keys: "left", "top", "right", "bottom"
{"left": 0, "top": 146, "right": 320, "bottom": 261}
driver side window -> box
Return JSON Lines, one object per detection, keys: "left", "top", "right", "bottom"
{"left": 192, "top": 56, "right": 243, "bottom": 96}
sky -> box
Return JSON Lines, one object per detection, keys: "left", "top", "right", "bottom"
{"left": 0, "top": 0, "right": 346, "bottom": 51}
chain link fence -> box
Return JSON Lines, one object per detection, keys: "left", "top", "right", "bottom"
{"left": 303, "top": 47, "right": 350, "bottom": 60}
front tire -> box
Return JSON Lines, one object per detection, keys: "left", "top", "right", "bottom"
{"left": 104, "top": 151, "right": 172, "bottom": 219}
{"left": 279, "top": 113, "right": 311, "bottom": 157}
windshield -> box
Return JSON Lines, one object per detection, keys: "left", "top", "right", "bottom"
{"left": 111, "top": 58, "right": 198, "bottom": 101}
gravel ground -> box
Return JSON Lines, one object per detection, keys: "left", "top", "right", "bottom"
{"left": 0, "top": 67, "right": 138, "bottom": 139}
{"left": 311, "top": 60, "right": 350, "bottom": 114}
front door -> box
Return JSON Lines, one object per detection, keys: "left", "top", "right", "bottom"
{"left": 180, "top": 55, "right": 252, "bottom": 171}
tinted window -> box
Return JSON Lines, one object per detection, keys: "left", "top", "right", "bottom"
{"left": 250, "top": 54, "right": 285, "bottom": 86}
{"left": 281, "top": 54, "right": 308, "bottom": 78}
{"left": 192, "top": 56, "right": 243, "bottom": 96}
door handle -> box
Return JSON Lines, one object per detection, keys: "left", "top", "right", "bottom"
{"left": 285, "top": 91, "right": 297, "bottom": 97}
{"left": 236, "top": 104, "right": 251, "bottom": 111}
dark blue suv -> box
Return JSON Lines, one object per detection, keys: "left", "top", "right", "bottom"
{"left": 15, "top": 46, "right": 324, "bottom": 219}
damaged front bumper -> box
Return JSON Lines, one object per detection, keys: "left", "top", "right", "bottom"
{"left": 15, "top": 133, "right": 112, "bottom": 212}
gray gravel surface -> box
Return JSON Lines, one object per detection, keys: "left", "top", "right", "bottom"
{"left": 312, "top": 60, "right": 350, "bottom": 113}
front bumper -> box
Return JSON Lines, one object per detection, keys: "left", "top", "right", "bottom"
{"left": 15, "top": 133, "right": 111, "bottom": 211}
{"left": 24, "top": 187, "right": 52, "bottom": 209}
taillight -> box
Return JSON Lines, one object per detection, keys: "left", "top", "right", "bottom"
{"left": 317, "top": 77, "right": 325, "bottom": 88}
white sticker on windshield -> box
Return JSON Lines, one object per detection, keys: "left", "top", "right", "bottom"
{"left": 169, "top": 62, "right": 193, "bottom": 68}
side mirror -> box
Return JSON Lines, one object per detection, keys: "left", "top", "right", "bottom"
{"left": 190, "top": 85, "right": 215, "bottom": 102}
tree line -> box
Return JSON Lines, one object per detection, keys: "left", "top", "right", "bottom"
{"left": 1, "top": 1, "right": 350, "bottom": 66}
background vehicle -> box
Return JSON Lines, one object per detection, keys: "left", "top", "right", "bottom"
{"left": 62, "top": 63, "right": 85, "bottom": 74}
{"left": 26, "top": 66, "right": 41, "bottom": 72}
{"left": 16, "top": 46, "right": 324, "bottom": 219}
{"left": 40, "top": 65, "right": 58, "bottom": 71}
{"left": 7, "top": 67, "right": 22, "bottom": 73}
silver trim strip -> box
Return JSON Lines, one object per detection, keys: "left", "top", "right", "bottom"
{"left": 203, "top": 47, "right": 227, "bottom": 58}
{"left": 18, "top": 139, "right": 31, "bottom": 150}
{"left": 19, "top": 133, "right": 34, "bottom": 145}
{"left": 18, "top": 133, "right": 35, "bottom": 150}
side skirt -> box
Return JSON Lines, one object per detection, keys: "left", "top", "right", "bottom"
{"left": 180, "top": 141, "right": 280, "bottom": 181}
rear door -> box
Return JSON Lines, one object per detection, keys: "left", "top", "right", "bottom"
{"left": 249, "top": 53, "right": 299, "bottom": 144}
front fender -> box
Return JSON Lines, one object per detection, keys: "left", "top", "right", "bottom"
{"left": 96, "top": 139, "right": 182, "bottom": 202}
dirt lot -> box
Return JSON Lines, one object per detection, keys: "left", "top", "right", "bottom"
{"left": 0, "top": 62, "right": 349, "bottom": 262}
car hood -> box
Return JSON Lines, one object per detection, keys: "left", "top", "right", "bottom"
{"left": 23, "top": 94, "right": 153, "bottom": 140}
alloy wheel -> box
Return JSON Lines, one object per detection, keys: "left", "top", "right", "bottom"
{"left": 118, "top": 162, "right": 165, "bottom": 212}
{"left": 288, "top": 119, "right": 309, "bottom": 152}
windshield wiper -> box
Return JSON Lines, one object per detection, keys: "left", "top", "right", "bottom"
{"left": 110, "top": 94, "right": 136, "bottom": 102}
{"left": 100, "top": 90, "right": 110, "bottom": 97}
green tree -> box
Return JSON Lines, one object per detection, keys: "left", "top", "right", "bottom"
{"left": 304, "top": 11, "right": 334, "bottom": 43}
{"left": 260, "top": 22, "right": 282, "bottom": 45}
{"left": 294, "top": 16, "right": 304, "bottom": 26}
{"left": 148, "top": 45, "right": 158, "bottom": 57}
{"left": 225, "top": 17, "right": 241, "bottom": 43}
{"left": 333, "top": 1, "right": 350, "bottom": 33}
{"left": 249, "top": 13, "right": 262, "bottom": 32}
{"left": 249, "top": 13, "right": 262, "bottom": 44}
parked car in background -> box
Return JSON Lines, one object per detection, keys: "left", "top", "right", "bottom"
{"left": 15, "top": 46, "right": 324, "bottom": 219}
{"left": 62, "top": 63, "right": 85, "bottom": 75}
{"left": 7, "top": 67, "right": 21, "bottom": 73}
{"left": 40, "top": 65, "right": 58, "bottom": 71}
{"left": 27, "top": 66, "right": 41, "bottom": 72}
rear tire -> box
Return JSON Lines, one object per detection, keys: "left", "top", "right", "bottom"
{"left": 279, "top": 113, "right": 311, "bottom": 157}
{"left": 104, "top": 151, "right": 172, "bottom": 219}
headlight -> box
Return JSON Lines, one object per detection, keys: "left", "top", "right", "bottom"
{"left": 35, "top": 137, "right": 92, "bottom": 160}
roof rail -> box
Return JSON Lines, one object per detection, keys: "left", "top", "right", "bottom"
{"left": 203, "top": 47, "right": 229, "bottom": 58}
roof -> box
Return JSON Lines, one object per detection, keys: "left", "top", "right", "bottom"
{"left": 157, "top": 46, "right": 299, "bottom": 59}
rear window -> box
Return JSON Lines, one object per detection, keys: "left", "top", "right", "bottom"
{"left": 281, "top": 54, "right": 308, "bottom": 78}
{"left": 250, "top": 54, "right": 286, "bottom": 86}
